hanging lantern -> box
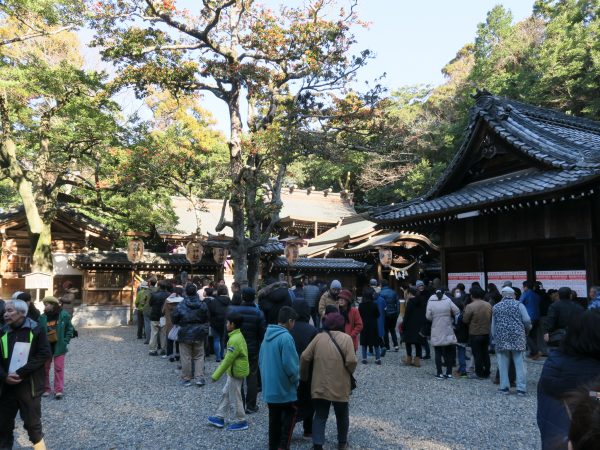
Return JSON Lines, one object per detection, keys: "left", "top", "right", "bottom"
{"left": 379, "top": 248, "right": 392, "bottom": 268}
{"left": 185, "top": 240, "right": 204, "bottom": 264}
{"left": 285, "top": 243, "right": 299, "bottom": 265}
{"left": 213, "top": 247, "right": 228, "bottom": 265}
{"left": 127, "top": 239, "right": 144, "bottom": 264}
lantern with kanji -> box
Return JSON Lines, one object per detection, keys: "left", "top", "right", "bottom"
{"left": 285, "top": 243, "right": 299, "bottom": 265}
{"left": 186, "top": 240, "right": 204, "bottom": 264}
{"left": 379, "top": 248, "right": 392, "bottom": 267}
{"left": 127, "top": 239, "right": 144, "bottom": 264}
{"left": 213, "top": 247, "right": 228, "bottom": 265}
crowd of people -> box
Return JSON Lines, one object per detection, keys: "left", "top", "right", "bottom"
{"left": 2, "top": 273, "right": 599, "bottom": 450}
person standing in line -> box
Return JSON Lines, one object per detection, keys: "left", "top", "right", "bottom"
{"left": 303, "top": 278, "right": 322, "bottom": 329}
{"left": 543, "top": 286, "right": 584, "bottom": 349}
{"left": 537, "top": 310, "right": 600, "bottom": 450}
{"left": 358, "top": 287, "right": 381, "bottom": 365}
{"left": 289, "top": 299, "right": 318, "bottom": 440}
{"left": 587, "top": 285, "right": 600, "bottom": 309}
{"left": 379, "top": 280, "right": 400, "bottom": 352}
{"left": 337, "top": 290, "right": 362, "bottom": 353}
{"left": 259, "top": 306, "right": 299, "bottom": 450}
{"left": 172, "top": 284, "right": 209, "bottom": 387}
{"left": 426, "top": 288, "right": 460, "bottom": 379}
{"left": 148, "top": 280, "right": 169, "bottom": 356}
{"left": 38, "top": 296, "right": 74, "bottom": 399}
{"left": 415, "top": 280, "right": 432, "bottom": 359}
{"left": 0, "top": 299, "right": 51, "bottom": 450}
{"left": 134, "top": 281, "right": 150, "bottom": 340}
{"left": 142, "top": 278, "right": 157, "bottom": 344}
{"left": 521, "top": 281, "right": 541, "bottom": 360}
{"left": 492, "top": 286, "right": 531, "bottom": 396}
{"left": 227, "top": 287, "right": 266, "bottom": 414}
{"left": 374, "top": 286, "right": 387, "bottom": 357}
{"left": 451, "top": 288, "right": 469, "bottom": 378}
{"left": 258, "top": 278, "right": 294, "bottom": 325}
{"left": 207, "top": 285, "right": 231, "bottom": 362}
{"left": 163, "top": 286, "right": 184, "bottom": 362}
{"left": 401, "top": 287, "right": 427, "bottom": 367}
{"left": 318, "top": 280, "right": 342, "bottom": 318}
{"left": 208, "top": 312, "right": 250, "bottom": 431}
{"left": 300, "top": 312, "right": 357, "bottom": 450}
{"left": 462, "top": 286, "right": 492, "bottom": 379}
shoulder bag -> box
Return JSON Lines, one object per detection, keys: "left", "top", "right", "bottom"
{"left": 325, "top": 331, "right": 357, "bottom": 391}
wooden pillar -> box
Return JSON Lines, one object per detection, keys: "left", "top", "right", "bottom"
{"left": 314, "top": 222, "right": 319, "bottom": 237}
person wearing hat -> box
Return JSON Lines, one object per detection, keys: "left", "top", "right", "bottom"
{"left": 491, "top": 286, "right": 532, "bottom": 396}
{"left": 318, "top": 280, "right": 343, "bottom": 318}
{"left": 135, "top": 281, "right": 150, "bottom": 340}
{"left": 300, "top": 312, "right": 357, "bottom": 450}
{"left": 38, "top": 296, "right": 74, "bottom": 399}
{"left": 337, "top": 290, "right": 363, "bottom": 352}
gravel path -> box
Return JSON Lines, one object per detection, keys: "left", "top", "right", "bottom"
{"left": 15, "top": 327, "right": 543, "bottom": 450}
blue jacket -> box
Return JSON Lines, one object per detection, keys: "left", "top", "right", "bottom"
{"left": 520, "top": 289, "right": 540, "bottom": 321}
{"left": 375, "top": 295, "right": 386, "bottom": 337}
{"left": 588, "top": 293, "right": 600, "bottom": 310}
{"left": 379, "top": 287, "right": 399, "bottom": 316}
{"left": 537, "top": 349, "right": 600, "bottom": 450}
{"left": 259, "top": 325, "right": 299, "bottom": 403}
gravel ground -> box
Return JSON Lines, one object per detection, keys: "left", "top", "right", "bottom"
{"left": 15, "top": 327, "right": 544, "bottom": 450}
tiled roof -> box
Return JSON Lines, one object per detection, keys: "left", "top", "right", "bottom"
{"left": 271, "top": 257, "right": 368, "bottom": 272}
{"left": 277, "top": 189, "right": 356, "bottom": 224}
{"left": 374, "top": 168, "right": 598, "bottom": 223}
{"left": 70, "top": 251, "right": 220, "bottom": 270}
{"left": 370, "top": 93, "right": 600, "bottom": 224}
{"left": 308, "top": 216, "right": 376, "bottom": 246}
{"left": 0, "top": 206, "right": 111, "bottom": 235}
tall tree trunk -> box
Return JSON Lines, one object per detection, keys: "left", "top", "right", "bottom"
{"left": 246, "top": 247, "right": 261, "bottom": 288}
{"left": 1, "top": 93, "right": 53, "bottom": 273}
{"left": 228, "top": 88, "right": 249, "bottom": 286}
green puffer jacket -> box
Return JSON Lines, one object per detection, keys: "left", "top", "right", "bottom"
{"left": 38, "top": 309, "right": 74, "bottom": 356}
{"left": 211, "top": 328, "right": 249, "bottom": 381}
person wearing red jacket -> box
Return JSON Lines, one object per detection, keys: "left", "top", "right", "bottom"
{"left": 338, "top": 290, "right": 363, "bottom": 352}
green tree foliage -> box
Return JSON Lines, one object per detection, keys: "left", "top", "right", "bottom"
{"left": 319, "top": 0, "right": 600, "bottom": 207}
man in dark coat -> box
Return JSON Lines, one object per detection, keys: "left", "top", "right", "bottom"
{"left": 148, "top": 281, "right": 170, "bottom": 356}
{"left": 258, "top": 279, "right": 293, "bottom": 325}
{"left": 207, "top": 285, "right": 231, "bottom": 362}
{"left": 228, "top": 287, "right": 266, "bottom": 413}
{"left": 401, "top": 287, "right": 427, "bottom": 367}
{"left": 289, "top": 299, "right": 318, "bottom": 439}
{"left": 0, "top": 299, "right": 51, "bottom": 450}
{"left": 543, "top": 286, "right": 584, "bottom": 347}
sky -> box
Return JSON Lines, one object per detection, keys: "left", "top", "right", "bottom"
{"left": 79, "top": 0, "right": 537, "bottom": 135}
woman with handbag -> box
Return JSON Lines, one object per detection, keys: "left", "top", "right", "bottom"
{"left": 300, "top": 312, "right": 357, "bottom": 450}
{"left": 163, "top": 286, "right": 184, "bottom": 362}
{"left": 426, "top": 288, "right": 460, "bottom": 379}
{"left": 172, "top": 284, "right": 210, "bottom": 387}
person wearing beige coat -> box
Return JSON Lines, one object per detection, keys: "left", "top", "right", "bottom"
{"left": 300, "top": 312, "right": 357, "bottom": 450}
{"left": 426, "top": 290, "right": 460, "bottom": 379}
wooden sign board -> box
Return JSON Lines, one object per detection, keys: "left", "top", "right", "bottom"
{"left": 24, "top": 272, "right": 53, "bottom": 290}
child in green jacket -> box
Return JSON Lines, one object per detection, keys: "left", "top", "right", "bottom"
{"left": 208, "top": 312, "right": 250, "bottom": 431}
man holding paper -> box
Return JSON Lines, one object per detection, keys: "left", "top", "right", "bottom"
{"left": 0, "top": 299, "right": 51, "bottom": 450}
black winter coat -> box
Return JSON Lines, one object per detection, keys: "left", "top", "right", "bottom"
{"left": 258, "top": 282, "right": 293, "bottom": 325}
{"left": 537, "top": 350, "right": 600, "bottom": 450}
{"left": 289, "top": 300, "right": 318, "bottom": 357}
{"left": 171, "top": 295, "right": 209, "bottom": 343}
{"left": 149, "top": 290, "right": 170, "bottom": 321}
{"left": 0, "top": 318, "right": 51, "bottom": 397}
{"left": 208, "top": 295, "right": 230, "bottom": 333}
{"left": 403, "top": 296, "right": 427, "bottom": 344}
{"left": 544, "top": 300, "right": 584, "bottom": 336}
{"left": 358, "top": 301, "right": 380, "bottom": 347}
{"left": 227, "top": 303, "right": 267, "bottom": 356}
